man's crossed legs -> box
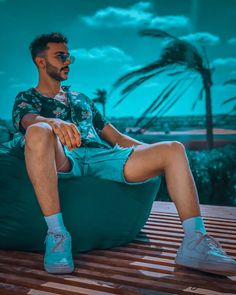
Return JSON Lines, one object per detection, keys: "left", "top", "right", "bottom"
{"left": 24, "top": 122, "right": 236, "bottom": 276}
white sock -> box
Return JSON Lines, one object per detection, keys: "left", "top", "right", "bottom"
{"left": 182, "top": 216, "right": 206, "bottom": 238}
{"left": 44, "top": 212, "right": 66, "bottom": 233}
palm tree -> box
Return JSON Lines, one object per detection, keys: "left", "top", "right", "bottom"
{"left": 112, "top": 29, "right": 214, "bottom": 149}
{"left": 92, "top": 89, "right": 107, "bottom": 117}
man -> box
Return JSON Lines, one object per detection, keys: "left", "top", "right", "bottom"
{"left": 12, "top": 32, "right": 236, "bottom": 276}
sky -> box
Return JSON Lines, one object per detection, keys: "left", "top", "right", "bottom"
{"left": 0, "top": 0, "right": 236, "bottom": 119}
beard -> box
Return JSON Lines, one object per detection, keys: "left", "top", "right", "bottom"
{"left": 45, "top": 60, "right": 68, "bottom": 81}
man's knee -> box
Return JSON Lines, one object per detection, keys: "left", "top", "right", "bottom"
{"left": 154, "top": 141, "right": 186, "bottom": 165}
{"left": 169, "top": 141, "right": 186, "bottom": 153}
{"left": 25, "top": 122, "right": 54, "bottom": 149}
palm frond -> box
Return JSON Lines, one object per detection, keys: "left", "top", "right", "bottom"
{"left": 223, "top": 79, "right": 236, "bottom": 86}
{"left": 191, "top": 87, "right": 204, "bottom": 110}
{"left": 201, "top": 45, "right": 210, "bottom": 69}
{"left": 159, "top": 40, "right": 205, "bottom": 73}
{"left": 113, "top": 61, "right": 167, "bottom": 89}
{"left": 112, "top": 68, "right": 167, "bottom": 109}
{"left": 121, "top": 72, "right": 157, "bottom": 96}
{"left": 167, "top": 70, "right": 186, "bottom": 76}
{"left": 221, "top": 96, "right": 236, "bottom": 105}
{"left": 140, "top": 78, "right": 196, "bottom": 130}
{"left": 158, "top": 78, "right": 196, "bottom": 116}
{"left": 151, "top": 79, "right": 182, "bottom": 113}
{"left": 112, "top": 92, "right": 131, "bottom": 109}
{"left": 136, "top": 79, "right": 183, "bottom": 130}
{"left": 221, "top": 105, "right": 236, "bottom": 120}
{"left": 139, "top": 29, "right": 207, "bottom": 73}
{"left": 92, "top": 98, "right": 101, "bottom": 103}
{"left": 139, "top": 28, "right": 177, "bottom": 40}
{"left": 134, "top": 80, "right": 177, "bottom": 127}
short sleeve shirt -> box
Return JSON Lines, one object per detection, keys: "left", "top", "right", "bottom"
{"left": 12, "top": 86, "right": 112, "bottom": 149}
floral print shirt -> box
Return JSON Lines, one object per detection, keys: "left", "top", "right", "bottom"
{"left": 12, "top": 86, "right": 111, "bottom": 149}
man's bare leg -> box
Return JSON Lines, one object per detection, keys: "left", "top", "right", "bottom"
{"left": 124, "top": 141, "right": 236, "bottom": 276}
{"left": 24, "top": 122, "right": 74, "bottom": 274}
{"left": 124, "top": 141, "right": 200, "bottom": 221}
{"left": 24, "top": 122, "right": 71, "bottom": 216}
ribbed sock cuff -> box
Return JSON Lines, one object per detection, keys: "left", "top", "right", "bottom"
{"left": 44, "top": 212, "right": 66, "bottom": 233}
{"left": 182, "top": 216, "right": 206, "bottom": 237}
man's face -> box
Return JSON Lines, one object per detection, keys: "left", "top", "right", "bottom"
{"left": 42, "top": 42, "right": 71, "bottom": 81}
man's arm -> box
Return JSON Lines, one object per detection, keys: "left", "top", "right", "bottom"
{"left": 21, "top": 113, "right": 81, "bottom": 150}
{"left": 100, "top": 123, "right": 148, "bottom": 147}
{"left": 21, "top": 113, "right": 52, "bottom": 130}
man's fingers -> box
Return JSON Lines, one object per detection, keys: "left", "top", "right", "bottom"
{"left": 71, "top": 125, "right": 81, "bottom": 146}
{"left": 51, "top": 124, "right": 66, "bottom": 146}
{"left": 54, "top": 124, "right": 72, "bottom": 149}
{"left": 49, "top": 120, "right": 81, "bottom": 150}
{"left": 65, "top": 125, "right": 77, "bottom": 150}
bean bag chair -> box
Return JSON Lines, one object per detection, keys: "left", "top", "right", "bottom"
{"left": 0, "top": 135, "right": 161, "bottom": 253}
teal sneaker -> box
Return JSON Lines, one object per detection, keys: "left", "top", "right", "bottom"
{"left": 44, "top": 230, "right": 74, "bottom": 274}
{"left": 175, "top": 232, "right": 236, "bottom": 276}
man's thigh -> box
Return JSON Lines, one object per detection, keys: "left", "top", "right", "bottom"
{"left": 123, "top": 142, "right": 173, "bottom": 183}
{"left": 53, "top": 134, "right": 71, "bottom": 172}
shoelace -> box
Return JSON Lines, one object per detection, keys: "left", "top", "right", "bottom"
{"left": 45, "top": 232, "right": 68, "bottom": 253}
{"left": 197, "top": 234, "right": 225, "bottom": 255}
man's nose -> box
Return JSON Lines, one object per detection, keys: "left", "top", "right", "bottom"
{"left": 64, "top": 59, "right": 70, "bottom": 65}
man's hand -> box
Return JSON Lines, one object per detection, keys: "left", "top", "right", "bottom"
{"left": 48, "top": 118, "right": 81, "bottom": 150}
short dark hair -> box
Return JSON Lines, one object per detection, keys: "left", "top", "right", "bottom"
{"left": 29, "top": 32, "right": 68, "bottom": 64}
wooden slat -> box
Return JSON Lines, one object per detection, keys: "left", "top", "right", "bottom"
{"left": 151, "top": 202, "right": 236, "bottom": 220}
{"left": 0, "top": 201, "right": 236, "bottom": 295}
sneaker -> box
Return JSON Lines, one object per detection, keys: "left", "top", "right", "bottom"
{"left": 44, "top": 230, "right": 74, "bottom": 274}
{"left": 175, "top": 232, "right": 236, "bottom": 276}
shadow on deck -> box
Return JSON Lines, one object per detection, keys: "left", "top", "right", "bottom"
{"left": 0, "top": 201, "right": 235, "bottom": 295}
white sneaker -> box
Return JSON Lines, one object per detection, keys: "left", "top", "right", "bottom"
{"left": 175, "top": 232, "right": 236, "bottom": 276}
{"left": 44, "top": 230, "right": 74, "bottom": 274}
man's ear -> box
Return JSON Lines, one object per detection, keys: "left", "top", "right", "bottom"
{"left": 35, "top": 56, "right": 46, "bottom": 69}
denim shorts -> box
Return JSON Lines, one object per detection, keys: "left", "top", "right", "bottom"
{"left": 57, "top": 143, "right": 153, "bottom": 185}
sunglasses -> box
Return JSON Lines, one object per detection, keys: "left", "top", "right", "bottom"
{"left": 56, "top": 53, "right": 75, "bottom": 64}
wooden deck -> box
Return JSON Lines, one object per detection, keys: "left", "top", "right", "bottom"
{"left": 0, "top": 201, "right": 235, "bottom": 295}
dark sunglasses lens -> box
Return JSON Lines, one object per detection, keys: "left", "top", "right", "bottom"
{"left": 60, "top": 54, "right": 67, "bottom": 63}
{"left": 59, "top": 54, "right": 75, "bottom": 64}
{"left": 70, "top": 56, "right": 75, "bottom": 64}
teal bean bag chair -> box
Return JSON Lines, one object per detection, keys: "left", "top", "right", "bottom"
{"left": 0, "top": 135, "right": 161, "bottom": 253}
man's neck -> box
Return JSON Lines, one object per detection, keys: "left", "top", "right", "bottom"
{"left": 36, "top": 79, "right": 62, "bottom": 98}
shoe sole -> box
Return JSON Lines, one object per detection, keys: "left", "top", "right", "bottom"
{"left": 44, "top": 265, "right": 74, "bottom": 274}
{"left": 176, "top": 262, "right": 236, "bottom": 276}
{"left": 175, "top": 258, "right": 236, "bottom": 277}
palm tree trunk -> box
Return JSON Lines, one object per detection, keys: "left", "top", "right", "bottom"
{"left": 204, "top": 84, "right": 214, "bottom": 149}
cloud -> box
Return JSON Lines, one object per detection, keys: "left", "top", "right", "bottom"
{"left": 82, "top": 2, "right": 152, "bottom": 28}
{"left": 181, "top": 32, "right": 220, "bottom": 46}
{"left": 131, "top": 1, "right": 153, "bottom": 11}
{"left": 71, "top": 46, "right": 133, "bottom": 63}
{"left": 150, "top": 15, "right": 190, "bottom": 30}
{"left": 212, "top": 58, "right": 236, "bottom": 68}
{"left": 227, "top": 38, "right": 236, "bottom": 45}
{"left": 81, "top": 2, "right": 190, "bottom": 32}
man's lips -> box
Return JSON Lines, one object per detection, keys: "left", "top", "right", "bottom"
{"left": 61, "top": 67, "right": 69, "bottom": 73}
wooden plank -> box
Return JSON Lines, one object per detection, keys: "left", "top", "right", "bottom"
{"left": 152, "top": 201, "right": 236, "bottom": 220}
{"left": 0, "top": 201, "right": 236, "bottom": 295}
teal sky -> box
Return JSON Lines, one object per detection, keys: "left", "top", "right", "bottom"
{"left": 0, "top": 0, "right": 236, "bottom": 119}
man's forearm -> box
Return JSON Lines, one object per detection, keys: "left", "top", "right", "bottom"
{"left": 116, "top": 133, "right": 148, "bottom": 147}
{"left": 21, "top": 113, "right": 53, "bottom": 130}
